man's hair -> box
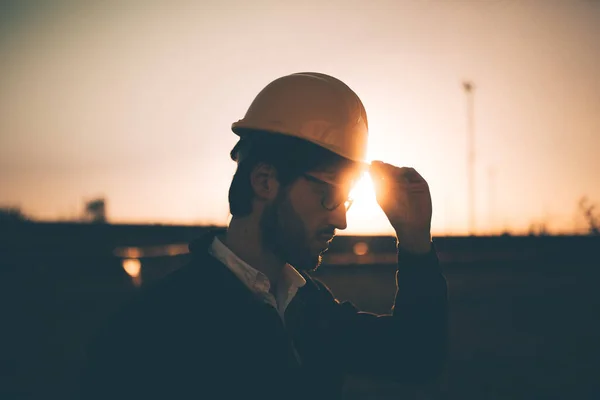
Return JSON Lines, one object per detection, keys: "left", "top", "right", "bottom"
{"left": 228, "top": 131, "right": 354, "bottom": 217}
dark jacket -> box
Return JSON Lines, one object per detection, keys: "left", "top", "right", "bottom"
{"left": 79, "top": 232, "right": 448, "bottom": 399}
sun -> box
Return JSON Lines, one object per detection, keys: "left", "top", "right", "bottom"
{"left": 345, "top": 173, "right": 393, "bottom": 235}
{"left": 349, "top": 173, "right": 376, "bottom": 204}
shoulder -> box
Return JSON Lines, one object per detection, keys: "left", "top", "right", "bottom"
{"left": 296, "top": 272, "right": 343, "bottom": 309}
{"left": 95, "top": 254, "right": 231, "bottom": 342}
{"left": 132, "top": 251, "right": 240, "bottom": 318}
{"left": 299, "top": 271, "right": 361, "bottom": 313}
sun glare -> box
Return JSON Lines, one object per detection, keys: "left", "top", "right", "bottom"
{"left": 345, "top": 173, "right": 393, "bottom": 235}
{"left": 350, "top": 173, "right": 376, "bottom": 204}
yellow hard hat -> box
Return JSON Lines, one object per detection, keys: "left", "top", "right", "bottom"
{"left": 232, "top": 72, "right": 369, "bottom": 163}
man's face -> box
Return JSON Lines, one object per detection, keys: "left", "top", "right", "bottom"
{"left": 259, "top": 168, "right": 357, "bottom": 271}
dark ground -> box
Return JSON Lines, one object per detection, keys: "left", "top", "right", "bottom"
{"left": 318, "top": 261, "right": 600, "bottom": 399}
{"left": 1, "top": 227, "right": 599, "bottom": 399}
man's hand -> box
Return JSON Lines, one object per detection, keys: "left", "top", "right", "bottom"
{"left": 370, "top": 161, "right": 432, "bottom": 254}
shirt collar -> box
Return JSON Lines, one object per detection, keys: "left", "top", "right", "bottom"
{"left": 209, "top": 236, "right": 306, "bottom": 298}
{"left": 280, "top": 261, "right": 307, "bottom": 292}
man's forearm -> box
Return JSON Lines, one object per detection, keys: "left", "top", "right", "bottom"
{"left": 391, "top": 245, "right": 448, "bottom": 382}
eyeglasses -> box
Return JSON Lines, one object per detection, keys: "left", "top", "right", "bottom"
{"left": 302, "top": 173, "right": 354, "bottom": 211}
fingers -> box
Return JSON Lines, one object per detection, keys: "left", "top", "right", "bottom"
{"left": 370, "top": 161, "right": 399, "bottom": 183}
{"left": 370, "top": 161, "right": 427, "bottom": 185}
{"left": 403, "top": 168, "right": 426, "bottom": 184}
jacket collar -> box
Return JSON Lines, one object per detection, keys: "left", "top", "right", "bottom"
{"left": 188, "top": 228, "right": 226, "bottom": 255}
{"left": 188, "top": 229, "right": 322, "bottom": 295}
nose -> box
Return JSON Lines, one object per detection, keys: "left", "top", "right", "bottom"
{"left": 327, "top": 204, "right": 348, "bottom": 231}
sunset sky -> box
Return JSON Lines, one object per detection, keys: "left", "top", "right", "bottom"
{"left": 1, "top": 0, "right": 599, "bottom": 235}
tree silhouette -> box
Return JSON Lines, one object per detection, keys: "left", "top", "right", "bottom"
{"left": 0, "top": 207, "right": 28, "bottom": 223}
{"left": 84, "top": 198, "right": 107, "bottom": 223}
{"left": 578, "top": 197, "right": 599, "bottom": 235}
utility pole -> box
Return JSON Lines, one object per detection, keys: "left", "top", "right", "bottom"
{"left": 463, "top": 81, "right": 476, "bottom": 235}
{"left": 488, "top": 166, "right": 496, "bottom": 235}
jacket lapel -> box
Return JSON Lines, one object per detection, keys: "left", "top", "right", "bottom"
{"left": 188, "top": 231, "right": 302, "bottom": 369}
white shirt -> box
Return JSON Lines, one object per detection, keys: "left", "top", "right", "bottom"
{"left": 208, "top": 236, "right": 307, "bottom": 320}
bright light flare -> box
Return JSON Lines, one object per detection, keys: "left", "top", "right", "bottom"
{"left": 122, "top": 258, "right": 142, "bottom": 288}
{"left": 353, "top": 242, "right": 369, "bottom": 256}
{"left": 350, "top": 173, "right": 376, "bottom": 203}
{"left": 122, "top": 258, "right": 141, "bottom": 278}
{"left": 345, "top": 171, "right": 395, "bottom": 235}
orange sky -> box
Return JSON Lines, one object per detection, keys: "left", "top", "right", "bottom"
{"left": 1, "top": 1, "right": 599, "bottom": 236}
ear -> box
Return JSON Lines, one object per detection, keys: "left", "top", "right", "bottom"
{"left": 250, "top": 163, "right": 279, "bottom": 202}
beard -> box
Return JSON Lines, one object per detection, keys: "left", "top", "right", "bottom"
{"left": 259, "top": 191, "right": 324, "bottom": 272}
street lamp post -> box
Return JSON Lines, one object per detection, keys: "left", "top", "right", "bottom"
{"left": 463, "top": 81, "right": 476, "bottom": 235}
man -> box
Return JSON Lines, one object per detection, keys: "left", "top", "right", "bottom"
{"left": 80, "top": 72, "right": 448, "bottom": 399}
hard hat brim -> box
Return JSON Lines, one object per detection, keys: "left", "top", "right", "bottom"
{"left": 231, "top": 125, "right": 369, "bottom": 169}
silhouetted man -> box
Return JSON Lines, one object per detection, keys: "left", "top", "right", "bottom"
{"left": 80, "top": 72, "right": 448, "bottom": 400}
